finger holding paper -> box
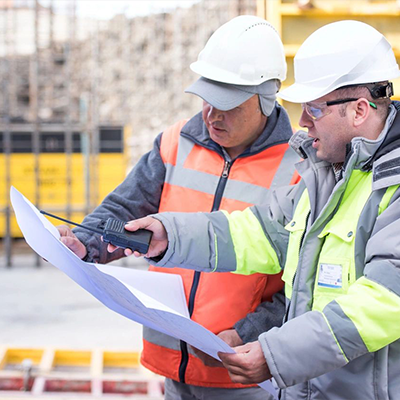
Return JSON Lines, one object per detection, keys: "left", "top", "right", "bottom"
{"left": 57, "top": 225, "right": 88, "bottom": 259}
{"left": 192, "top": 328, "right": 243, "bottom": 367}
{"left": 218, "top": 341, "right": 272, "bottom": 384}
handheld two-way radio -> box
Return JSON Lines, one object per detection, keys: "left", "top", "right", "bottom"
{"left": 40, "top": 211, "right": 152, "bottom": 254}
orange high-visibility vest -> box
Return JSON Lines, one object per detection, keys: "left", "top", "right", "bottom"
{"left": 141, "top": 119, "right": 300, "bottom": 388}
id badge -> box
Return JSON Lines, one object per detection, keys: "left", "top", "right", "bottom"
{"left": 318, "top": 263, "right": 342, "bottom": 289}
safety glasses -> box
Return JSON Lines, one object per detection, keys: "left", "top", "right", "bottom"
{"left": 302, "top": 98, "right": 377, "bottom": 121}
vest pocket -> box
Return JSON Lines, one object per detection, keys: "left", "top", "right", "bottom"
{"left": 313, "top": 225, "right": 357, "bottom": 312}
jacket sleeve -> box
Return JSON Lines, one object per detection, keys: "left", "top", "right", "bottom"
{"left": 259, "top": 188, "right": 400, "bottom": 388}
{"left": 234, "top": 291, "right": 285, "bottom": 343}
{"left": 151, "top": 183, "right": 301, "bottom": 274}
{"left": 74, "top": 133, "right": 165, "bottom": 263}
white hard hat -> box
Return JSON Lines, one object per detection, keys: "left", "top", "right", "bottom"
{"left": 279, "top": 20, "right": 400, "bottom": 103}
{"left": 190, "top": 15, "right": 287, "bottom": 86}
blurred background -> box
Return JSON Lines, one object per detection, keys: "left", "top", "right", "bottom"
{"left": 0, "top": 0, "right": 399, "bottom": 398}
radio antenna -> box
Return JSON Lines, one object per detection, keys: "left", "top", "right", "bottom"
{"left": 40, "top": 211, "right": 104, "bottom": 235}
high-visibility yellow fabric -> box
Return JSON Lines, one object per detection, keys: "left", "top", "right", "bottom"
{"left": 336, "top": 276, "right": 400, "bottom": 352}
{"left": 223, "top": 208, "right": 281, "bottom": 275}
{"left": 313, "top": 171, "right": 372, "bottom": 311}
{"left": 280, "top": 171, "right": 374, "bottom": 308}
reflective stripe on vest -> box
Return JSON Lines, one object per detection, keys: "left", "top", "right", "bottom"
{"left": 142, "top": 119, "right": 298, "bottom": 387}
{"left": 164, "top": 136, "right": 299, "bottom": 205}
{"left": 283, "top": 169, "right": 398, "bottom": 311}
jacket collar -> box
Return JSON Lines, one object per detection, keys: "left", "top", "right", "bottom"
{"left": 362, "top": 101, "right": 400, "bottom": 170}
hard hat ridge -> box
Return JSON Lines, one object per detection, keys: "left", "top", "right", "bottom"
{"left": 190, "top": 15, "right": 287, "bottom": 86}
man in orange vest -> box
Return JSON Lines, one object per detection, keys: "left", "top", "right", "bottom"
{"left": 58, "top": 15, "right": 300, "bottom": 400}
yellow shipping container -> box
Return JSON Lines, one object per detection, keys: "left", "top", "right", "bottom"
{"left": 0, "top": 126, "right": 129, "bottom": 237}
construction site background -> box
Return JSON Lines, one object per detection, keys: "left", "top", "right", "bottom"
{"left": 0, "top": 2, "right": 257, "bottom": 397}
{"left": 0, "top": 0, "right": 256, "bottom": 166}
{"left": 0, "top": 0, "right": 257, "bottom": 268}
{"left": 1, "top": 0, "right": 400, "bottom": 397}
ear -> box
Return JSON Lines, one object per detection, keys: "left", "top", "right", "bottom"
{"left": 352, "top": 98, "right": 371, "bottom": 127}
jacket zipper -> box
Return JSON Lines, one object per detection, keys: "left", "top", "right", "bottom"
{"left": 178, "top": 159, "right": 232, "bottom": 383}
{"left": 283, "top": 211, "right": 310, "bottom": 324}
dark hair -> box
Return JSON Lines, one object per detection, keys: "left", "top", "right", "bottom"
{"left": 335, "top": 82, "right": 391, "bottom": 120}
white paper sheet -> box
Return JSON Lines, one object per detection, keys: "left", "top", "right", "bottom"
{"left": 10, "top": 186, "right": 278, "bottom": 398}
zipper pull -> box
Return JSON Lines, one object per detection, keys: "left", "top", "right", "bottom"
{"left": 222, "top": 160, "right": 231, "bottom": 178}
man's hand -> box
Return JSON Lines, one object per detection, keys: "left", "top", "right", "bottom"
{"left": 218, "top": 341, "right": 271, "bottom": 384}
{"left": 218, "top": 329, "right": 243, "bottom": 347}
{"left": 57, "top": 225, "right": 87, "bottom": 259}
{"left": 192, "top": 329, "right": 243, "bottom": 367}
{"left": 107, "top": 216, "right": 168, "bottom": 258}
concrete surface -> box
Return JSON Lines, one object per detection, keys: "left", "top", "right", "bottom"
{"left": 0, "top": 241, "right": 145, "bottom": 351}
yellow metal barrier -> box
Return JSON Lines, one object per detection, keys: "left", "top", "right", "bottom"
{"left": 0, "top": 347, "right": 163, "bottom": 398}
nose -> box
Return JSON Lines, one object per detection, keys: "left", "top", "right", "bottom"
{"left": 299, "top": 108, "right": 313, "bottom": 129}
{"left": 208, "top": 106, "right": 224, "bottom": 122}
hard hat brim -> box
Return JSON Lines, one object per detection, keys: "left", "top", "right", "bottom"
{"left": 278, "top": 82, "right": 329, "bottom": 103}
{"left": 185, "top": 77, "right": 256, "bottom": 111}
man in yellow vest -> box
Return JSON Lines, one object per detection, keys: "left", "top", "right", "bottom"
{"left": 126, "top": 21, "right": 400, "bottom": 399}
{"left": 58, "top": 16, "right": 300, "bottom": 399}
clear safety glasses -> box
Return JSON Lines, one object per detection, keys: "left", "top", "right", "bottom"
{"left": 301, "top": 98, "right": 377, "bottom": 121}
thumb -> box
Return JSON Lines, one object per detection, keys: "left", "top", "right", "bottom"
{"left": 124, "top": 216, "right": 155, "bottom": 232}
